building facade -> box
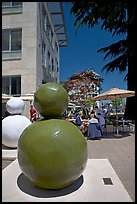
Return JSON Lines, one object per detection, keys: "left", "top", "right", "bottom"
{"left": 2, "top": 2, "right": 67, "bottom": 96}
{"left": 2, "top": 2, "right": 67, "bottom": 118}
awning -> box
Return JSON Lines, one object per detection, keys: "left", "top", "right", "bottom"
{"left": 47, "top": 2, "right": 68, "bottom": 47}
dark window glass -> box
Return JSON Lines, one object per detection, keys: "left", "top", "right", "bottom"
{"left": 2, "top": 29, "right": 22, "bottom": 52}
{"left": 2, "top": 77, "right": 9, "bottom": 94}
{"left": 2, "top": 76, "right": 21, "bottom": 95}
{"left": 11, "top": 29, "right": 22, "bottom": 51}
{"left": 2, "top": 30, "right": 10, "bottom": 51}
{"left": 52, "top": 59, "right": 54, "bottom": 71}
{"left": 2, "top": 2, "right": 11, "bottom": 7}
{"left": 2, "top": 2, "right": 22, "bottom": 8}
{"left": 11, "top": 76, "right": 21, "bottom": 95}
{"left": 12, "top": 2, "right": 22, "bottom": 7}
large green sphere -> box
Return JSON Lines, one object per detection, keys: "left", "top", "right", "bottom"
{"left": 17, "top": 119, "right": 88, "bottom": 189}
{"left": 33, "top": 82, "right": 68, "bottom": 118}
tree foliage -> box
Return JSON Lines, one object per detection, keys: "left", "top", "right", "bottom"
{"left": 70, "top": 1, "right": 128, "bottom": 35}
{"left": 85, "top": 96, "right": 96, "bottom": 109}
{"left": 97, "top": 40, "right": 128, "bottom": 76}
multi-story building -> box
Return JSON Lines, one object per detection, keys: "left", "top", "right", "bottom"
{"left": 2, "top": 2, "right": 67, "bottom": 117}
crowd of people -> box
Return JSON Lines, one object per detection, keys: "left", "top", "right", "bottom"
{"left": 62, "top": 106, "right": 106, "bottom": 140}
{"left": 29, "top": 104, "right": 106, "bottom": 140}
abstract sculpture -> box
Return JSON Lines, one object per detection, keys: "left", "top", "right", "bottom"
{"left": 2, "top": 97, "right": 32, "bottom": 148}
{"left": 17, "top": 82, "right": 88, "bottom": 189}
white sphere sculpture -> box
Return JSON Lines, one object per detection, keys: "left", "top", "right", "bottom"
{"left": 6, "top": 97, "right": 25, "bottom": 114}
{"left": 2, "top": 115, "right": 32, "bottom": 148}
{"left": 2, "top": 97, "right": 32, "bottom": 148}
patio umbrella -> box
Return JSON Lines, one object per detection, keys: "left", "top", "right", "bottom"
{"left": 93, "top": 87, "right": 135, "bottom": 101}
{"left": 93, "top": 87, "right": 135, "bottom": 136}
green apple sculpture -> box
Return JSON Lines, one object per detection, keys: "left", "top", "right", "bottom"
{"left": 17, "top": 82, "right": 88, "bottom": 189}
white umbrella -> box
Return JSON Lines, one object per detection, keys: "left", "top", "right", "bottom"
{"left": 94, "top": 87, "right": 135, "bottom": 136}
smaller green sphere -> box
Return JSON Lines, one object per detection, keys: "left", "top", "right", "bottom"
{"left": 34, "top": 82, "right": 68, "bottom": 118}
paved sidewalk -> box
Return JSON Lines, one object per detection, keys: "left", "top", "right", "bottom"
{"left": 87, "top": 126, "right": 135, "bottom": 201}
{"left": 2, "top": 126, "right": 135, "bottom": 201}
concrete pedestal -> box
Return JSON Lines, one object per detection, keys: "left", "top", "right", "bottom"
{"left": 2, "top": 159, "right": 132, "bottom": 202}
{"left": 2, "top": 148, "right": 17, "bottom": 160}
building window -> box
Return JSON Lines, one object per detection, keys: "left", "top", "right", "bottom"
{"left": 51, "top": 58, "right": 54, "bottom": 77}
{"left": 51, "top": 58, "right": 54, "bottom": 72}
{"left": 48, "top": 51, "right": 51, "bottom": 73}
{"left": 46, "top": 18, "right": 50, "bottom": 35}
{"left": 46, "top": 18, "right": 53, "bottom": 43}
{"left": 2, "top": 75, "right": 21, "bottom": 96}
{"left": 42, "top": 43, "right": 47, "bottom": 68}
{"left": 42, "top": 6, "right": 54, "bottom": 49}
{"left": 57, "top": 66, "right": 59, "bottom": 73}
{"left": 55, "top": 58, "right": 59, "bottom": 72}
{"left": 42, "top": 8, "right": 47, "bottom": 32}
{"left": 55, "top": 42, "right": 59, "bottom": 53}
{"left": 2, "top": 2, "right": 22, "bottom": 14}
{"left": 2, "top": 28, "right": 22, "bottom": 60}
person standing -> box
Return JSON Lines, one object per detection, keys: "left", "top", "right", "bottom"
{"left": 94, "top": 106, "right": 106, "bottom": 134}
{"left": 94, "top": 106, "right": 105, "bottom": 118}
{"left": 75, "top": 112, "right": 83, "bottom": 130}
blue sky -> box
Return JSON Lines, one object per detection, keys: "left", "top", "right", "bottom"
{"left": 60, "top": 2, "right": 127, "bottom": 94}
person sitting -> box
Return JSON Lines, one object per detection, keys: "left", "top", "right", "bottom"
{"left": 30, "top": 105, "right": 37, "bottom": 122}
{"left": 75, "top": 112, "right": 83, "bottom": 130}
{"left": 87, "top": 112, "right": 103, "bottom": 140}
